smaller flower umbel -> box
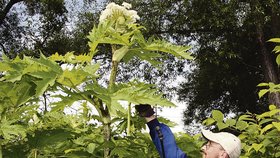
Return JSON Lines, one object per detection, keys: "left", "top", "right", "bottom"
{"left": 99, "top": 2, "right": 140, "bottom": 31}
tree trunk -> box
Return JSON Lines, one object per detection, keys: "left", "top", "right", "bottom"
{"left": 250, "top": 0, "right": 280, "bottom": 108}
{"left": 254, "top": 13, "right": 280, "bottom": 108}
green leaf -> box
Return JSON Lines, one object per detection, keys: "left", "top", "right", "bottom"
{"left": 13, "top": 81, "right": 35, "bottom": 106}
{"left": 238, "top": 133, "right": 247, "bottom": 140}
{"left": 111, "top": 82, "right": 175, "bottom": 107}
{"left": 259, "top": 118, "right": 273, "bottom": 125}
{"left": 225, "top": 119, "right": 236, "bottom": 126}
{"left": 34, "top": 74, "right": 57, "bottom": 97}
{"left": 265, "top": 129, "right": 279, "bottom": 137}
{"left": 57, "top": 69, "right": 88, "bottom": 87}
{"left": 87, "top": 21, "right": 112, "bottom": 53}
{"left": 83, "top": 64, "right": 100, "bottom": 76}
{"left": 129, "top": 49, "right": 163, "bottom": 66}
{"left": 144, "top": 40, "right": 193, "bottom": 60}
{"left": 268, "top": 38, "right": 280, "bottom": 43}
{"left": 64, "top": 147, "right": 84, "bottom": 154}
{"left": 236, "top": 120, "right": 248, "bottom": 131}
{"left": 75, "top": 54, "right": 93, "bottom": 63}
{"left": 217, "top": 122, "right": 229, "bottom": 130}
{"left": 113, "top": 46, "right": 129, "bottom": 62}
{"left": 274, "top": 46, "right": 280, "bottom": 53}
{"left": 261, "top": 138, "right": 272, "bottom": 147}
{"left": 36, "top": 53, "right": 62, "bottom": 73}
{"left": 252, "top": 143, "right": 263, "bottom": 152}
{"left": 51, "top": 93, "right": 84, "bottom": 112}
{"left": 28, "top": 129, "right": 73, "bottom": 147}
{"left": 0, "top": 120, "right": 27, "bottom": 140}
{"left": 269, "top": 105, "right": 276, "bottom": 110}
{"left": 276, "top": 54, "right": 280, "bottom": 65}
{"left": 202, "top": 118, "right": 216, "bottom": 126}
{"left": 211, "top": 110, "right": 224, "bottom": 122}
{"left": 257, "top": 83, "right": 269, "bottom": 87}
{"left": 261, "top": 124, "right": 274, "bottom": 134}
{"left": 0, "top": 62, "right": 12, "bottom": 72}
{"left": 272, "top": 122, "right": 280, "bottom": 131}
{"left": 86, "top": 143, "right": 96, "bottom": 154}
{"left": 269, "top": 109, "right": 280, "bottom": 117}
{"left": 257, "top": 111, "right": 270, "bottom": 119}
{"left": 258, "top": 89, "right": 269, "bottom": 98}
{"left": 4, "top": 70, "right": 23, "bottom": 82}
{"left": 109, "top": 101, "right": 126, "bottom": 116}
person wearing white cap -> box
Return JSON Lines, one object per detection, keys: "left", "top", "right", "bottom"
{"left": 201, "top": 129, "right": 241, "bottom": 158}
{"left": 135, "top": 104, "right": 242, "bottom": 158}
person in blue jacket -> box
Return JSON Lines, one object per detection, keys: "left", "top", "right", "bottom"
{"left": 135, "top": 104, "right": 242, "bottom": 158}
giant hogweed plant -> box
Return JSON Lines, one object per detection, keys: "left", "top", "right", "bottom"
{"left": 0, "top": 2, "right": 192, "bottom": 158}
{"left": 203, "top": 38, "right": 280, "bottom": 158}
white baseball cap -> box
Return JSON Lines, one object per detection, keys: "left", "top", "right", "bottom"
{"left": 202, "top": 129, "right": 241, "bottom": 158}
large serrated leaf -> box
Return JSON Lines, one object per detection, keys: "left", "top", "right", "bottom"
{"left": 144, "top": 40, "right": 193, "bottom": 60}
{"left": 0, "top": 120, "right": 27, "bottom": 140}
{"left": 57, "top": 69, "right": 88, "bottom": 87}
{"left": 34, "top": 75, "right": 57, "bottom": 97}
{"left": 111, "top": 82, "right": 175, "bottom": 107}
{"left": 51, "top": 93, "right": 83, "bottom": 112}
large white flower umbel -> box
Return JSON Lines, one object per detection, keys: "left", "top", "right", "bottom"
{"left": 99, "top": 2, "right": 140, "bottom": 24}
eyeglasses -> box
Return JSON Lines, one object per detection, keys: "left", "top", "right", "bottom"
{"left": 202, "top": 141, "right": 225, "bottom": 151}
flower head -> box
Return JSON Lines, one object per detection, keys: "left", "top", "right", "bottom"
{"left": 122, "top": 2, "right": 132, "bottom": 9}
{"left": 99, "top": 2, "right": 140, "bottom": 24}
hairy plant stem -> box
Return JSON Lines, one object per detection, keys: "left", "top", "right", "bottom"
{"left": 102, "top": 113, "right": 111, "bottom": 158}
{"left": 103, "top": 45, "right": 119, "bottom": 158}
{"left": 34, "top": 149, "right": 37, "bottom": 158}
{"left": 127, "top": 102, "right": 131, "bottom": 136}
{"left": 0, "top": 144, "right": 2, "bottom": 158}
{"left": 109, "top": 45, "right": 119, "bottom": 89}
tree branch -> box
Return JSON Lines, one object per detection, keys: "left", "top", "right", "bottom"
{"left": 149, "top": 28, "right": 235, "bottom": 36}
{"left": 0, "top": 0, "right": 24, "bottom": 25}
{"left": 0, "top": 43, "right": 7, "bottom": 55}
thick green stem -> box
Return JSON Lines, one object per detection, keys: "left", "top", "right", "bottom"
{"left": 127, "top": 102, "right": 131, "bottom": 136}
{"left": 103, "top": 115, "right": 111, "bottom": 158}
{"left": 103, "top": 45, "right": 119, "bottom": 157}
{"left": 0, "top": 144, "right": 2, "bottom": 158}
{"left": 109, "top": 61, "right": 119, "bottom": 89}
{"left": 34, "top": 149, "right": 37, "bottom": 158}
{"left": 109, "top": 45, "right": 119, "bottom": 89}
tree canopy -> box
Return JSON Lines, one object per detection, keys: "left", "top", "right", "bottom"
{"left": 111, "top": 0, "right": 280, "bottom": 124}
{"left": 1, "top": 0, "right": 280, "bottom": 125}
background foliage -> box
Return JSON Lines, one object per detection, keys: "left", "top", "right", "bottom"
{"left": 1, "top": 1, "right": 280, "bottom": 157}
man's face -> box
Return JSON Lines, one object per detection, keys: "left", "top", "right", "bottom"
{"left": 201, "top": 141, "right": 228, "bottom": 158}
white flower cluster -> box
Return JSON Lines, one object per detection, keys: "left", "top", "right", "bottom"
{"left": 99, "top": 2, "right": 140, "bottom": 24}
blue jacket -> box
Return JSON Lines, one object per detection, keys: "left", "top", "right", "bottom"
{"left": 147, "top": 119, "right": 187, "bottom": 158}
